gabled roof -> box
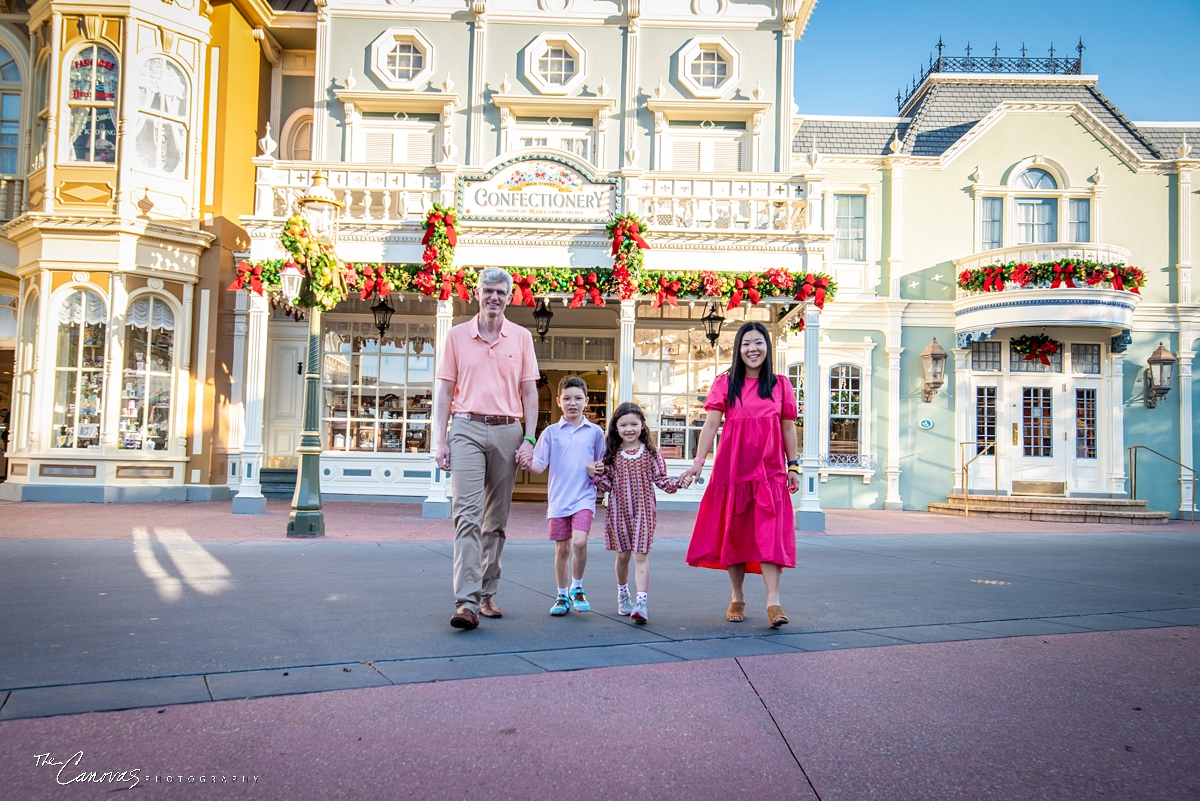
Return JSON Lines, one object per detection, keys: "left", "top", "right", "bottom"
{"left": 792, "top": 76, "right": 1188, "bottom": 162}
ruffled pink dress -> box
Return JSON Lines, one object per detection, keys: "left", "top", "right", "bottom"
{"left": 686, "top": 373, "right": 798, "bottom": 574}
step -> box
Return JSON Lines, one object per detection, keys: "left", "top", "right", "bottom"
{"left": 258, "top": 469, "right": 297, "bottom": 499}
{"left": 945, "top": 494, "right": 1151, "bottom": 510}
{"left": 927, "top": 502, "right": 1171, "bottom": 525}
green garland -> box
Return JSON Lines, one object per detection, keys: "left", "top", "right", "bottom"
{"left": 957, "top": 259, "right": 1145, "bottom": 294}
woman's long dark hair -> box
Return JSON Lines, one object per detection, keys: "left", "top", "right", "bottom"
{"left": 726, "top": 321, "right": 777, "bottom": 407}
{"left": 602, "top": 402, "right": 657, "bottom": 467}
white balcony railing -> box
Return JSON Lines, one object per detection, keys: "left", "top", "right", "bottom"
{"left": 253, "top": 161, "right": 443, "bottom": 222}
{"left": 252, "top": 161, "right": 809, "bottom": 234}
{"left": 0, "top": 176, "right": 24, "bottom": 222}
{"left": 636, "top": 174, "right": 806, "bottom": 233}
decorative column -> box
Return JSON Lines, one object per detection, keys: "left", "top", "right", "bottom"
{"left": 232, "top": 291, "right": 269, "bottom": 513}
{"left": 42, "top": 12, "right": 62, "bottom": 213}
{"left": 884, "top": 141, "right": 904, "bottom": 297}
{"left": 1107, "top": 350, "right": 1128, "bottom": 497}
{"left": 1176, "top": 143, "right": 1195, "bottom": 304}
{"left": 468, "top": 1, "right": 487, "bottom": 165}
{"left": 177, "top": 282, "right": 194, "bottom": 456}
{"left": 617, "top": 299, "right": 636, "bottom": 403}
{"left": 1177, "top": 331, "right": 1196, "bottom": 516}
{"left": 951, "top": 346, "right": 971, "bottom": 493}
{"left": 776, "top": 8, "right": 797, "bottom": 173}
{"left": 422, "top": 298, "right": 456, "bottom": 519}
{"left": 101, "top": 273, "right": 128, "bottom": 452}
{"left": 622, "top": 2, "right": 641, "bottom": 169}
{"left": 883, "top": 303, "right": 906, "bottom": 509}
{"left": 226, "top": 289, "right": 248, "bottom": 489}
{"left": 796, "top": 305, "right": 824, "bottom": 531}
{"left": 30, "top": 272, "right": 54, "bottom": 452}
{"left": 311, "top": 0, "right": 331, "bottom": 159}
{"left": 113, "top": 15, "right": 137, "bottom": 218}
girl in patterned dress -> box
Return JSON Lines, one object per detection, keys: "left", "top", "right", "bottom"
{"left": 587, "top": 402, "right": 693, "bottom": 624}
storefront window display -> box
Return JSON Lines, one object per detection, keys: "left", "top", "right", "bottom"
{"left": 632, "top": 326, "right": 732, "bottom": 460}
{"left": 120, "top": 296, "right": 175, "bottom": 450}
{"left": 53, "top": 290, "right": 107, "bottom": 448}
{"left": 322, "top": 320, "right": 435, "bottom": 453}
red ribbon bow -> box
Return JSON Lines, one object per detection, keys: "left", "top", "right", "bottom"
{"left": 422, "top": 211, "right": 458, "bottom": 247}
{"left": 439, "top": 269, "right": 470, "bottom": 301}
{"left": 726, "top": 277, "right": 761, "bottom": 311}
{"left": 611, "top": 220, "right": 650, "bottom": 256}
{"left": 793, "top": 274, "right": 830, "bottom": 309}
{"left": 359, "top": 265, "right": 390, "bottom": 300}
{"left": 511, "top": 274, "right": 537, "bottom": 307}
{"left": 227, "top": 261, "right": 265, "bottom": 296}
{"left": 652, "top": 276, "right": 681, "bottom": 309}
{"left": 1111, "top": 269, "right": 1125, "bottom": 292}
{"left": 982, "top": 267, "right": 1006, "bottom": 293}
{"left": 569, "top": 273, "right": 605, "bottom": 308}
{"left": 1050, "top": 263, "right": 1076, "bottom": 289}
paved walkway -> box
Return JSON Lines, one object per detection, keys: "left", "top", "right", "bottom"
{"left": 0, "top": 502, "right": 1197, "bottom": 799}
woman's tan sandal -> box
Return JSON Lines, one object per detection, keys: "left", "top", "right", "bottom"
{"left": 767, "top": 605, "right": 789, "bottom": 628}
{"left": 726, "top": 601, "right": 746, "bottom": 622}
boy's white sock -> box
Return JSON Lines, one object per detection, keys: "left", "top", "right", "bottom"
{"left": 557, "top": 587, "right": 568, "bottom": 597}
{"left": 570, "top": 578, "right": 584, "bottom": 591}
{"left": 636, "top": 592, "right": 648, "bottom": 603}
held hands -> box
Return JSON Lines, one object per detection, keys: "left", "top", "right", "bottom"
{"left": 515, "top": 440, "right": 535, "bottom": 470}
{"left": 679, "top": 461, "right": 704, "bottom": 485}
{"left": 586, "top": 460, "right": 605, "bottom": 478}
{"left": 677, "top": 473, "right": 694, "bottom": 489}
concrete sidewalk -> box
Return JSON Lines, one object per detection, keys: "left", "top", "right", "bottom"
{"left": 0, "top": 502, "right": 1198, "bottom": 799}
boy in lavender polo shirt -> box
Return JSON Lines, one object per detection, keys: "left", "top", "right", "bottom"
{"left": 523, "top": 375, "right": 605, "bottom": 616}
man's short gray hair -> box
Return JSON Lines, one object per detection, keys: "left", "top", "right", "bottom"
{"left": 477, "top": 267, "right": 513, "bottom": 295}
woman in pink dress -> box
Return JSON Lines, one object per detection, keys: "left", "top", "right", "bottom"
{"left": 680, "top": 321, "right": 802, "bottom": 628}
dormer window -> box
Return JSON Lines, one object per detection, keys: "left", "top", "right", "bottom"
{"left": 1018, "top": 168, "right": 1057, "bottom": 190}
{"left": 369, "top": 29, "right": 433, "bottom": 91}
{"left": 523, "top": 34, "right": 586, "bottom": 95}
{"left": 677, "top": 37, "right": 739, "bottom": 99}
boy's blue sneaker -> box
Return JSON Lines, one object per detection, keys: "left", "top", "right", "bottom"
{"left": 550, "top": 595, "right": 571, "bottom": 616}
{"left": 570, "top": 586, "right": 590, "bottom": 612}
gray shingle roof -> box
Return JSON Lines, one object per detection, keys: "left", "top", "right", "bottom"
{"left": 792, "top": 119, "right": 908, "bottom": 156}
{"left": 900, "top": 81, "right": 1160, "bottom": 159}
{"left": 270, "top": 0, "right": 316, "bottom": 12}
{"left": 1134, "top": 125, "right": 1200, "bottom": 159}
{"left": 793, "top": 79, "right": 1172, "bottom": 161}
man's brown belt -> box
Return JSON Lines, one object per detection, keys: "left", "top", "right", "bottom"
{"left": 456, "top": 413, "right": 519, "bottom": 425}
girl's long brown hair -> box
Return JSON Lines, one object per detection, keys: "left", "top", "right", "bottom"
{"left": 602, "top": 402, "right": 657, "bottom": 466}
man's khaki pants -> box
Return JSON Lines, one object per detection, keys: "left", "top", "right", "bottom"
{"left": 449, "top": 417, "right": 523, "bottom": 612}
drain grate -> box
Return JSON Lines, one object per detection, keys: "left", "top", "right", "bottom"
{"left": 970, "top": 579, "right": 1013, "bottom": 585}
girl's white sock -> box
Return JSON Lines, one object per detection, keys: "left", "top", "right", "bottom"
{"left": 636, "top": 592, "right": 648, "bottom": 603}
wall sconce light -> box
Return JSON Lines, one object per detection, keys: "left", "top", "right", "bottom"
{"left": 920, "top": 337, "right": 948, "bottom": 402}
{"left": 701, "top": 302, "right": 725, "bottom": 346}
{"left": 532, "top": 298, "right": 554, "bottom": 343}
{"left": 1144, "top": 341, "right": 1177, "bottom": 408}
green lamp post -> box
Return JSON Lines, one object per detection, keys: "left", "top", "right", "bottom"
{"left": 286, "top": 171, "right": 341, "bottom": 537}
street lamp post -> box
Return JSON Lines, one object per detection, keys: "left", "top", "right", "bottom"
{"left": 287, "top": 171, "right": 341, "bottom": 538}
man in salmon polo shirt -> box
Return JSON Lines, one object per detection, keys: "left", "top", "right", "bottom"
{"left": 434, "top": 267, "right": 540, "bottom": 630}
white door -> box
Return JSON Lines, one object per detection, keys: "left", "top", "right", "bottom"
{"left": 265, "top": 334, "right": 307, "bottom": 469}
{"left": 1069, "top": 379, "right": 1105, "bottom": 494}
{"left": 1009, "top": 375, "right": 1068, "bottom": 493}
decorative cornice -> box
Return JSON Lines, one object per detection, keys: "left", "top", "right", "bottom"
{"left": 491, "top": 93, "right": 616, "bottom": 118}
{"left": 2, "top": 214, "right": 215, "bottom": 249}
{"left": 333, "top": 90, "right": 460, "bottom": 114}
{"left": 645, "top": 99, "right": 771, "bottom": 122}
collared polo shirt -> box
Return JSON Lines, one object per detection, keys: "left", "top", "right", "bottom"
{"left": 436, "top": 315, "right": 540, "bottom": 419}
{"left": 532, "top": 416, "right": 606, "bottom": 519}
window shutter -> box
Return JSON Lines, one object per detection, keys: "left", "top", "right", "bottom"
{"left": 672, "top": 140, "right": 701, "bottom": 172}
{"left": 364, "top": 131, "right": 395, "bottom": 163}
{"left": 402, "top": 130, "right": 436, "bottom": 165}
{"left": 712, "top": 140, "right": 742, "bottom": 172}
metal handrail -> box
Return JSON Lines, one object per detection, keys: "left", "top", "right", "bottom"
{"left": 959, "top": 441, "right": 999, "bottom": 518}
{"left": 1127, "top": 446, "right": 1196, "bottom": 524}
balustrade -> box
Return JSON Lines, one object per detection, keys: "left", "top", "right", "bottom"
{"left": 254, "top": 163, "right": 442, "bottom": 221}
{"left": 0, "top": 176, "right": 24, "bottom": 222}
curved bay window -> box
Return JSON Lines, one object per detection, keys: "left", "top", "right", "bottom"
{"left": 67, "top": 44, "right": 119, "bottom": 163}
{"left": 632, "top": 327, "right": 729, "bottom": 460}
{"left": 134, "top": 57, "right": 188, "bottom": 178}
{"left": 322, "top": 320, "right": 435, "bottom": 453}
{"left": 828, "top": 364, "right": 861, "bottom": 464}
{"left": 120, "top": 296, "right": 175, "bottom": 450}
{"left": 53, "top": 290, "right": 107, "bottom": 449}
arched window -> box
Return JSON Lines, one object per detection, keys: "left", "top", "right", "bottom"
{"left": 120, "top": 295, "right": 175, "bottom": 450}
{"left": 0, "top": 44, "right": 21, "bottom": 175}
{"left": 134, "top": 56, "right": 188, "bottom": 178}
{"left": 828, "top": 364, "right": 861, "bottom": 461}
{"left": 52, "top": 289, "right": 107, "bottom": 448}
{"left": 281, "top": 110, "right": 313, "bottom": 161}
{"left": 66, "top": 44, "right": 119, "bottom": 163}
{"left": 1017, "top": 168, "right": 1057, "bottom": 190}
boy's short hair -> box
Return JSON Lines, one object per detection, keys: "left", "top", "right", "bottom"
{"left": 557, "top": 375, "right": 588, "bottom": 395}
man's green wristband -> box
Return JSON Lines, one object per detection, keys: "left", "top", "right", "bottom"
{"left": 523, "top": 435, "right": 536, "bottom": 445}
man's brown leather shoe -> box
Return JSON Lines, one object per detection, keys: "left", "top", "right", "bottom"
{"left": 450, "top": 607, "right": 479, "bottom": 629}
{"left": 480, "top": 596, "right": 503, "bottom": 618}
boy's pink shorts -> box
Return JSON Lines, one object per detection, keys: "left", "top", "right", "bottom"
{"left": 548, "top": 509, "right": 594, "bottom": 541}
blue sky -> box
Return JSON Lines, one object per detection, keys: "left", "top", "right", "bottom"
{"left": 793, "top": 0, "right": 1200, "bottom": 121}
